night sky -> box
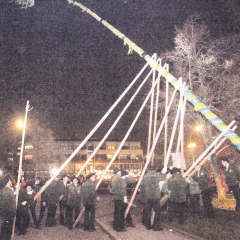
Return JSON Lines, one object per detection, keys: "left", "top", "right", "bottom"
{"left": 0, "top": 0, "right": 239, "bottom": 146}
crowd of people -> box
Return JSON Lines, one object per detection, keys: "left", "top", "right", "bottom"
{"left": 0, "top": 156, "right": 240, "bottom": 239}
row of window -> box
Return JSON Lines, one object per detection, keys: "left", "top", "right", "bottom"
{"left": 22, "top": 154, "right": 143, "bottom": 161}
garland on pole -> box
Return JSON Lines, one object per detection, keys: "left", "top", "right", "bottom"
{"left": 66, "top": 0, "right": 240, "bottom": 151}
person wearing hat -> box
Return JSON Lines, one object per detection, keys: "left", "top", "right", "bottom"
{"left": 26, "top": 182, "right": 39, "bottom": 229}
{"left": 67, "top": 177, "right": 82, "bottom": 229}
{"left": 0, "top": 176, "right": 16, "bottom": 240}
{"left": 45, "top": 175, "right": 63, "bottom": 227}
{"left": 15, "top": 181, "right": 36, "bottom": 235}
{"left": 58, "top": 174, "right": 71, "bottom": 227}
{"left": 167, "top": 167, "right": 189, "bottom": 224}
{"left": 139, "top": 165, "right": 165, "bottom": 231}
{"left": 81, "top": 173, "right": 98, "bottom": 232}
{"left": 111, "top": 167, "right": 136, "bottom": 232}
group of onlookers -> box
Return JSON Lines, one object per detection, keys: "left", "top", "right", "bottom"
{"left": 0, "top": 174, "right": 86, "bottom": 239}
{"left": 0, "top": 156, "right": 240, "bottom": 239}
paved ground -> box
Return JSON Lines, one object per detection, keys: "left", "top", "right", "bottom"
{"left": 10, "top": 193, "right": 199, "bottom": 240}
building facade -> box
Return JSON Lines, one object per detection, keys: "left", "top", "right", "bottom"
{"left": 13, "top": 139, "right": 144, "bottom": 179}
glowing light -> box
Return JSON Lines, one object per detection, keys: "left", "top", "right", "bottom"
{"left": 15, "top": 119, "right": 24, "bottom": 130}
{"left": 50, "top": 167, "right": 58, "bottom": 176}
{"left": 194, "top": 124, "right": 203, "bottom": 132}
{"left": 188, "top": 142, "right": 197, "bottom": 149}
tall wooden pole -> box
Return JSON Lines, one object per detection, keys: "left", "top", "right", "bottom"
{"left": 11, "top": 101, "right": 30, "bottom": 240}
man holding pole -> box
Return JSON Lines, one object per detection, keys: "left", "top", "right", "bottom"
{"left": 81, "top": 173, "right": 98, "bottom": 232}
{"left": 111, "top": 167, "right": 135, "bottom": 232}
{"left": 140, "top": 165, "right": 165, "bottom": 231}
{"left": 45, "top": 176, "right": 62, "bottom": 227}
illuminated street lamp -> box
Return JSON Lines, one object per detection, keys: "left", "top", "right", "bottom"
{"left": 14, "top": 119, "right": 24, "bottom": 131}
{"left": 194, "top": 124, "right": 203, "bottom": 132}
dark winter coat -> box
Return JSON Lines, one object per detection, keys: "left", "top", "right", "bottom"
{"left": 0, "top": 187, "right": 16, "bottom": 220}
{"left": 193, "top": 166, "right": 212, "bottom": 191}
{"left": 168, "top": 173, "right": 188, "bottom": 202}
{"left": 140, "top": 171, "right": 165, "bottom": 201}
{"left": 111, "top": 174, "right": 127, "bottom": 201}
{"left": 81, "top": 179, "right": 97, "bottom": 205}
{"left": 45, "top": 180, "right": 62, "bottom": 205}
{"left": 224, "top": 164, "right": 240, "bottom": 187}
{"left": 68, "top": 184, "right": 81, "bottom": 207}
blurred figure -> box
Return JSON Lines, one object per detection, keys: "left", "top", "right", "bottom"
{"left": 0, "top": 175, "right": 16, "bottom": 240}
{"left": 37, "top": 178, "right": 48, "bottom": 226}
{"left": 59, "top": 175, "right": 71, "bottom": 227}
{"left": 221, "top": 158, "right": 240, "bottom": 212}
{"left": 16, "top": 182, "right": 35, "bottom": 235}
{"left": 27, "top": 182, "right": 38, "bottom": 229}
{"left": 81, "top": 173, "right": 98, "bottom": 232}
{"left": 45, "top": 176, "right": 62, "bottom": 227}
{"left": 140, "top": 166, "right": 165, "bottom": 231}
{"left": 111, "top": 168, "right": 135, "bottom": 232}
{"left": 187, "top": 177, "right": 201, "bottom": 216}
{"left": 193, "top": 163, "right": 215, "bottom": 218}
{"left": 67, "top": 177, "right": 82, "bottom": 229}
{"left": 167, "top": 167, "right": 189, "bottom": 224}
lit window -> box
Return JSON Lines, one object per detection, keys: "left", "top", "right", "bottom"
{"left": 24, "top": 155, "right": 33, "bottom": 160}
{"left": 25, "top": 145, "right": 34, "bottom": 150}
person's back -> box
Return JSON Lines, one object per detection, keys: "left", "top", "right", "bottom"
{"left": 0, "top": 176, "right": 16, "bottom": 240}
{"left": 167, "top": 168, "right": 188, "bottom": 225}
{"left": 168, "top": 173, "right": 188, "bottom": 202}
{"left": 140, "top": 166, "right": 164, "bottom": 231}
{"left": 81, "top": 178, "right": 97, "bottom": 205}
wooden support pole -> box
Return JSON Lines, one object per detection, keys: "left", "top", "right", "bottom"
{"left": 183, "top": 120, "right": 236, "bottom": 178}
{"left": 11, "top": 101, "right": 30, "bottom": 240}
{"left": 75, "top": 61, "right": 155, "bottom": 178}
{"left": 96, "top": 69, "right": 160, "bottom": 190}
{"left": 34, "top": 58, "right": 154, "bottom": 202}
{"left": 164, "top": 81, "right": 185, "bottom": 169}
{"left": 125, "top": 88, "right": 178, "bottom": 218}
{"left": 186, "top": 125, "right": 238, "bottom": 178}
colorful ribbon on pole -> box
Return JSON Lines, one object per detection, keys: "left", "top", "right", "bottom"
{"left": 66, "top": 0, "right": 240, "bottom": 151}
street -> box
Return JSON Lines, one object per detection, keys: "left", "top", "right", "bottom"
{"left": 10, "top": 193, "right": 197, "bottom": 240}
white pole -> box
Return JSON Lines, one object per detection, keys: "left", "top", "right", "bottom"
{"left": 125, "top": 87, "right": 178, "bottom": 218}
{"left": 34, "top": 57, "right": 154, "bottom": 201}
{"left": 11, "top": 101, "right": 30, "bottom": 240}
{"left": 75, "top": 63, "right": 155, "bottom": 177}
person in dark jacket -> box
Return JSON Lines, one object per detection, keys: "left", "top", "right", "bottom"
{"left": 140, "top": 166, "right": 165, "bottom": 231}
{"left": 37, "top": 178, "right": 48, "bottom": 226}
{"left": 111, "top": 168, "right": 135, "bottom": 232}
{"left": 186, "top": 177, "right": 201, "bottom": 216}
{"left": 81, "top": 173, "right": 98, "bottom": 232}
{"left": 67, "top": 177, "right": 82, "bottom": 228}
{"left": 16, "top": 182, "right": 33, "bottom": 235}
{"left": 221, "top": 158, "right": 240, "bottom": 212}
{"left": 0, "top": 176, "right": 16, "bottom": 240}
{"left": 58, "top": 175, "right": 71, "bottom": 227}
{"left": 167, "top": 167, "right": 189, "bottom": 224}
{"left": 27, "top": 183, "right": 38, "bottom": 229}
{"left": 193, "top": 163, "right": 215, "bottom": 218}
{"left": 45, "top": 176, "right": 62, "bottom": 227}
